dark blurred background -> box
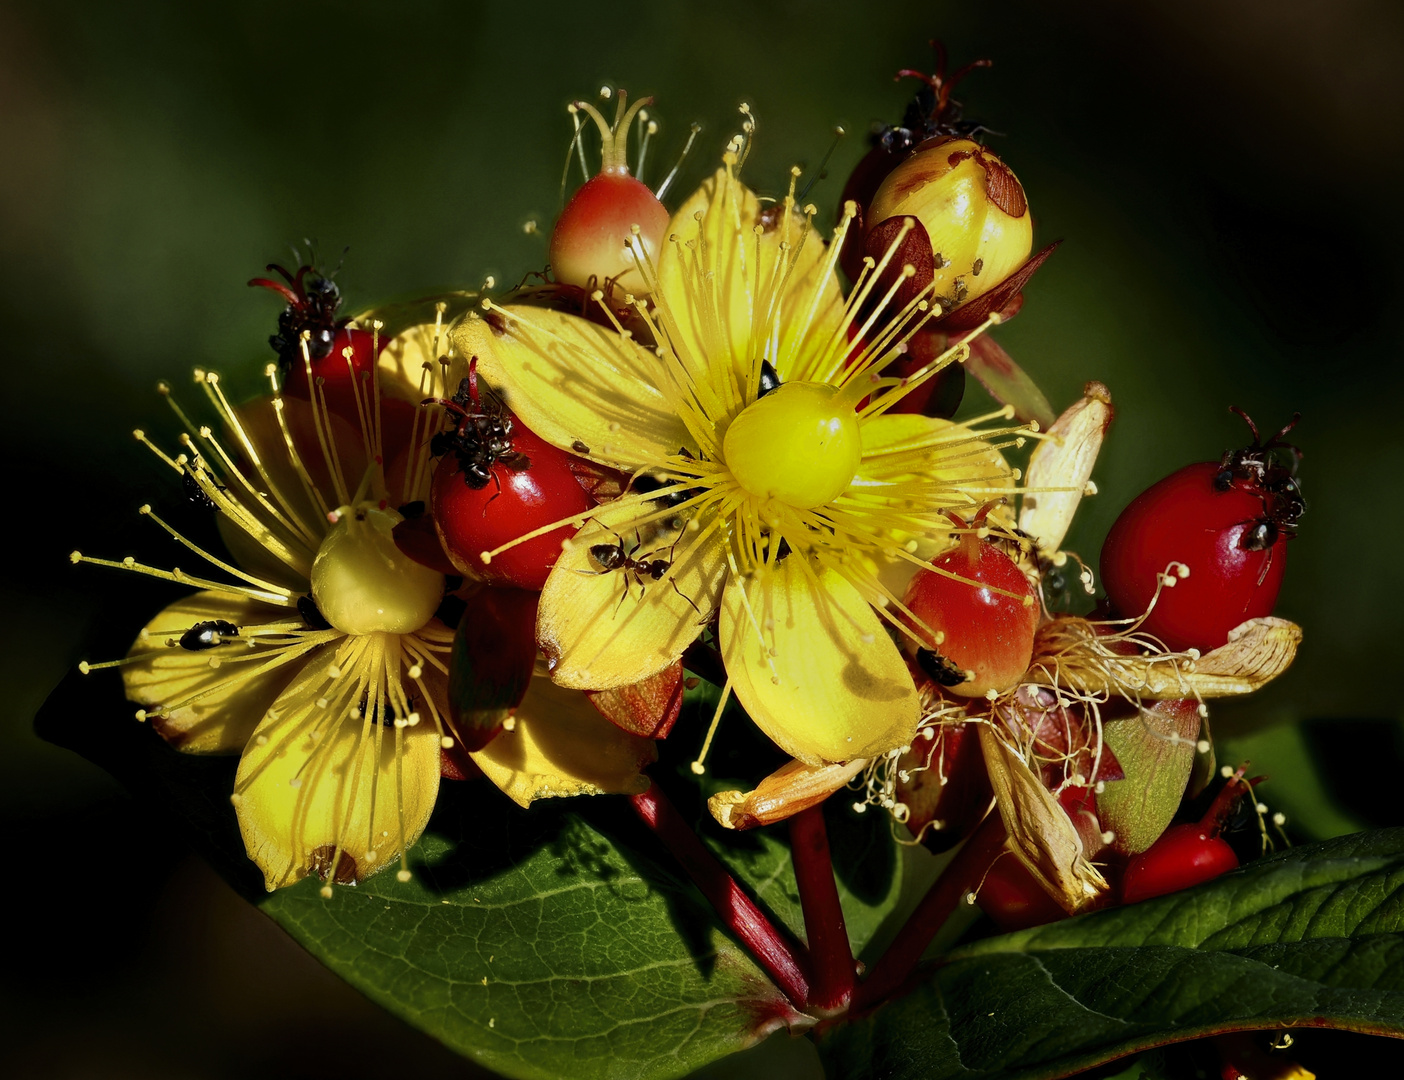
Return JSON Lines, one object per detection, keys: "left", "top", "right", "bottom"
{"left": 4, "top": 1, "right": 1402, "bottom": 1076}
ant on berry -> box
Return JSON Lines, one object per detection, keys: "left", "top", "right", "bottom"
{"left": 1214, "top": 407, "right": 1306, "bottom": 552}
{"left": 248, "top": 252, "right": 351, "bottom": 375}
{"left": 424, "top": 357, "right": 529, "bottom": 491}
{"left": 884, "top": 41, "right": 994, "bottom": 154}
{"left": 585, "top": 528, "right": 701, "bottom": 616}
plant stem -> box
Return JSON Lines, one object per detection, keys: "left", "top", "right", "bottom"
{"left": 629, "top": 784, "right": 811, "bottom": 1007}
{"left": 789, "top": 805, "right": 855, "bottom": 1014}
{"left": 853, "top": 814, "right": 1007, "bottom": 1010}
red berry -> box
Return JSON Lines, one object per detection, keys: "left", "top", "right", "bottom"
{"left": 249, "top": 261, "right": 387, "bottom": 425}
{"left": 550, "top": 173, "right": 668, "bottom": 292}
{"left": 1099, "top": 413, "right": 1302, "bottom": 654}
{"left": 976, "top": 855, "right": 1067, "bottom": 931}
{"left": 1120, "top": 823, "right": 1239, "bottom": 904}
{"left": 428, "top": 366, "right": 594, "bottom": 591}
{"left": 903, "top": 516, "right": 1039, "bottom": 698}
{"left": 432, "top": 421, "right": 592, "bottom": 592}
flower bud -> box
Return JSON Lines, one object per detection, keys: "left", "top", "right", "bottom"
{"left": 865, "top": 137, "right": 1033, "bottom": 315}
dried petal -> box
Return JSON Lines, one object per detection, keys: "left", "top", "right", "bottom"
{"left": 709, "top": 758, "right": 867, "bottom": 830}
{"left": 1019, "top": 381, "right": 1113, "bottom": 555}
{"left": 978, "top": 723, "right": 1107, "bottom": 914}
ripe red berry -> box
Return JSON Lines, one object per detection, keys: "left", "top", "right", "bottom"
{"left": 1099, "top": 411, "right": 1302, "bottom": 655}
{"left": 1120, "top": 766, "right": 1257, "bottom": 904}
{"left": 1120, "top": 825, "right": 1238, "bottom": 904}
{"left": 903, "top": 511, "right": 1039, "bottom": 698}
{"left": 249, "top": 261, "right": 386, "bottom": 424}
{"left": 550, "top": 91, "right": 668, "bottom": 295}
{"left": 976, "top": 855, "right": 1067, "bottom": 931}
{"left": 429, "top": 367, "right": 593, "bottom": 591}
{"left": 551, "top": 173, "right": 668, "bottom": 293}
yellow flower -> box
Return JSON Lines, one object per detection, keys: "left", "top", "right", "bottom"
{"left": 75, "top": 311, "right": 654, "bottom": 892}
{"left": 454, "top": 142, "right": 1023, "bottom": 768}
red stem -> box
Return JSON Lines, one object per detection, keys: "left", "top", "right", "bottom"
{"left": 854, "top": 815, "right": 1007, "bottom": 1010}
{"left": 789, "top": 805, "right": 855, "bottom": 1014}
{"left": 629, "top": 784, "right": 811, "bottom": 1007}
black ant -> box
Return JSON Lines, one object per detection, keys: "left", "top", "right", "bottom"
{"left": 424, "top": 357, "right": 529, "bottom": 490}
{"left": 628, "top": 445, "right": 709, "bottom": 511}
{"left": 882, "top": 41, "right": 994, "bottom": 156}
{"left": 1215, "top": 407, "right": 1306, "bottom": 552}
{"left": 179, "top": 620, "right": 239, "bottom": 651}
{"left": 585, "top": 529, "right": 701, "bottom": 616}
{"left": 248, "top": 251, "right": 350, "bottom": 376}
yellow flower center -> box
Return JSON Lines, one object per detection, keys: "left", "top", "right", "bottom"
{"left": 722, "top": 382, "right": 861, "bottom": 509}
{"left": 311, "top": 505, "right": 444, "bottom": 636}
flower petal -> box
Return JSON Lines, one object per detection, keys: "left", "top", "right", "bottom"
{"left": 233, "top": 647, "right": 442, "bottom": 891}
{"left": 470, "top": 676, "right": 656, "bottom": 807}
{"left": 719, "top": 558, "right": 919, "bottom": 765}
{"left": 537, "top": 499, "right": 726, "bottom": 689}
{"left": 856, "top": 413, "right": 1014, "bottom": 497}
{"left": 453, "top": 306, "right": 694, "bottom": 467}
{"left": 1019, "top": 381, "right": 1113, "bottom": 555}
{"left": 1163, "top": 616, "right": 1302, "bottom": 698}
{"left": 123, "top": 591, "right": 310, "bottom": 753}
{"left": 657, "top": 170, "right": 846, "bottom": 385}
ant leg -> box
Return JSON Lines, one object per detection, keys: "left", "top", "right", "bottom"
{"left": 482, "top": 469, "right": 504, "bottom": 512}
{"left": 614, "top": 571, "right": 635, "bottom": 617}
{"left": 669, "top": 577, "right": 703, "bottom": 617}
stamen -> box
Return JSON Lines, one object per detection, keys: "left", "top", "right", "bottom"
{"left": 690, "top": 678, "right": 732, "bottom": 775}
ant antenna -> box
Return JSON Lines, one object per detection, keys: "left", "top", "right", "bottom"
{"left": 896, "top": 40, "right": 992, "bottom": 125}
{"left": 798, "top": 126, "right": 847, "bottom": 202}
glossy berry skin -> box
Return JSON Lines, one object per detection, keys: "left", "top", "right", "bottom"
{"left": 1100, "top": 462, "right": 1288, "bottom": 654}
{"left": 904, "top": 534, "right": 1039, "bottom": 698}
{"left": 285, "top": 325, "right": 384, "bottom": 423}
{"left": 550, "top": 173, "right": 669, "bottom": 294}
{"left": 1120, "top": 823, "right": 1239, "bottom": 904}
{"left": 976, "top": 856, "right": 1067, "bottom": 931}
{"left": 432, "top": 421, "right": 593, "bottom": 591}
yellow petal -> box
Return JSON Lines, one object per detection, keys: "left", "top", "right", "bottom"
{"left": 978, "top": 723, "right": 1108, "bottom": 914}
{"left": 470, "top": 676, "right": 656, "bottom": 807}
{"left": 1019, "top": 381, "right": 1113, "bottom": 555}
{"left": 376, "top": 319, "right": 456, "bottom": 404}
{"left": 123, "top": 591, "right": 310, "bottom": 754}
{"left": 855, "top": 412, "right": 1015, "bottom": 500}
{"left": 708, "top": 757, "right": 867, "bottom": 830}
{"left": 657, "top": 170, "right": 846, "bottom": 385}
{"left": 233, "top": 647, "right": 441, "bottom": 891}
{"left": 452, "top": 306, "right": 694, "bottom": 467}
{"left": 538, "top": 499, "right": 726, "bottom": 689}
{"left": 719, "top": 557, "right": 919, "bottom": 764}
{"left": 854, "top": 413, "right": 1016, "bottom": 598}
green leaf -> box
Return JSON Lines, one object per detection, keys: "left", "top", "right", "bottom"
{"left": 39, "top": 665, "right": 901, "bottom": 1080}
{"left": 817, "top": 829, "right": 1404, "bottom": 1080}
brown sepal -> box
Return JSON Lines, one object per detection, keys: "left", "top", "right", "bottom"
{"left": 585, "top": 660, "right": 685, "bottom": 739}
{"left": 895, "top": 721, "right": 992, "bottom": 852}
{"left": 568, "top": 456, "right": 628, "bottom": 504}
{"left": 862, "top": 214, "right": 937, "bottom": 316}
{"left": 941, "top": 240, "right": 1061, "bottom": 332}
{"left": 392, "top": 513, "right": 459, "bottom": 575}
{"left": 446, "top": 587, "right": 538, "bottom": 752}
